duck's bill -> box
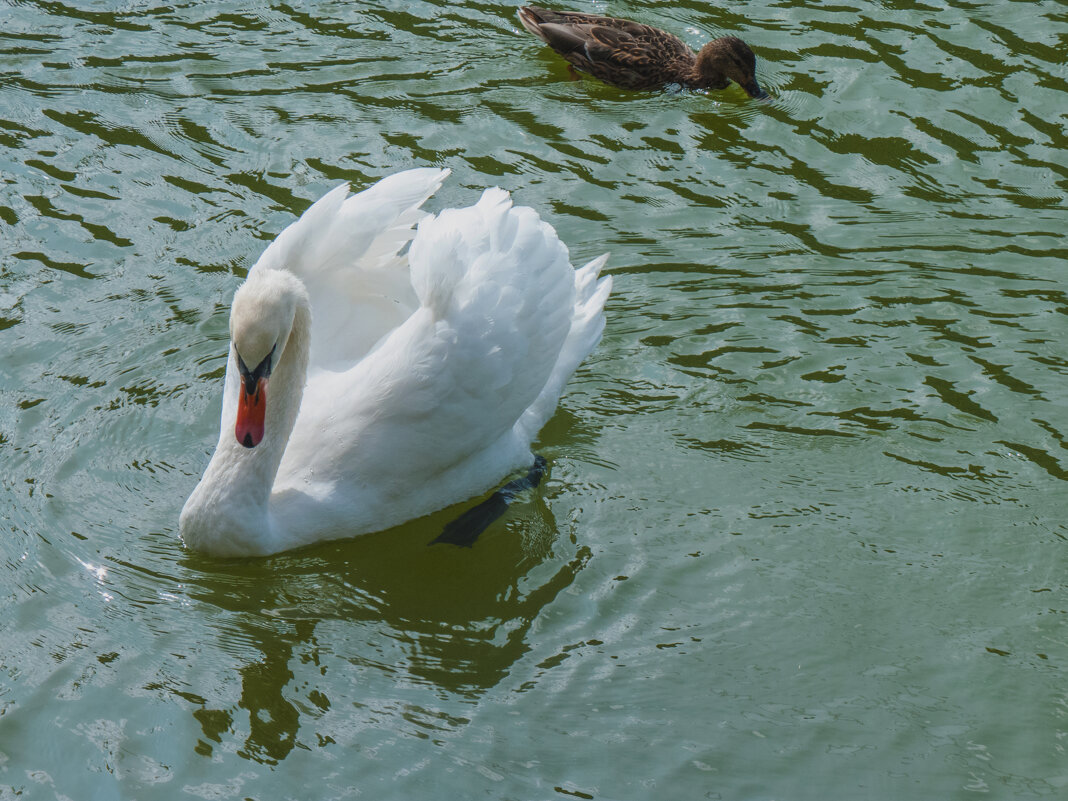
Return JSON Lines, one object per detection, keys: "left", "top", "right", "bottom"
{"left": 236, "top": 377, "right": 268, "bottom": 448}
{"left": 741, "top": 79, "right": 771, "bottom": 100}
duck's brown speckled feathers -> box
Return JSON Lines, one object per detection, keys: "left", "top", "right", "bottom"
{"left": 518, "top": 6, "right": 768, "bottom": 98}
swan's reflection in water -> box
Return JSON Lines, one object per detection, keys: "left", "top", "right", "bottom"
{"left": 180, "top": 489, "right": 585, "bottom": 764}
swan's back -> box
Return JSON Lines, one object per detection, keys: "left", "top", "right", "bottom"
{"left": 278, "top": 183, "right": 611, "bottom": 520}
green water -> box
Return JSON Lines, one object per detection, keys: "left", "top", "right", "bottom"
{"left": 1, "top": 1, "right": 1065, "bottom": 798}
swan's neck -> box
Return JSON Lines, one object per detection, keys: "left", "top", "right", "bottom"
{"left": 180, "top": 277, "right": 312, "bottom": 556}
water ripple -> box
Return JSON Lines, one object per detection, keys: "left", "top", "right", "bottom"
{"left": 1, "top": 1, "right": 1066, "bottom": 799}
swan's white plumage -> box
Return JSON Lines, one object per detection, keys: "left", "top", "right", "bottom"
{"left": 255, "top": 168, "right": 446, "bottom": 369}
{"left": 180, "top": 169, "right": 611, "bottom": 556}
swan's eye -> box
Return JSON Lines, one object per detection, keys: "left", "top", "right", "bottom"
{"left": 236, "top": 345, "right": 276, "bottom": 394}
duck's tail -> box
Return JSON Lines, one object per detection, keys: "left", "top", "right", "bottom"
{"left": 519, "top": 7, "right": 584, "bottom": 46}
{"left": 517, "top": 6, "right": 549, "bottom": 40}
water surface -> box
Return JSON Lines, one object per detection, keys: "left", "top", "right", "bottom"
{"left": 1, "top": 1, "right": 1065, "bottom": 799}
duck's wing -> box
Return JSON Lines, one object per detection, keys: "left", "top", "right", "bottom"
{"left": 519, "top": 6, "right": 643, "bottom": 35}
{"left": 519, "top": 7, "right": 692, "bottom": 88}
{"left": 249, "top": 168, "right": 450, "bottom": 370}
{"left": 300, "top": 187, "right": 609, "bottom": 494}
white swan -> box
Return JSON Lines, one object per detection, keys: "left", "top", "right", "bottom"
{"left": 179, "top": 168, "right": 611, "bottom": 556}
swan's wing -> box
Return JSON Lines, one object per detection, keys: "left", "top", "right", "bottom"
{"left": 293, "top": 188, "right": 609, "bottom": 494}
{"left": 250, "top": 168, "right": 450, "bottom": 369}
{"left": 404, "top": 188, "right": 578, "bottom": 459}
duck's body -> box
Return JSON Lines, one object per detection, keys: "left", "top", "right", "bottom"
{"left": 517, "top": 6, "right": 767, "bottom": 98}
{"left": 179, "top": 169, "right": 611, "bottom": 557}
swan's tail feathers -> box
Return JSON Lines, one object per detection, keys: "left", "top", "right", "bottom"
{"left": 519, "top": 253, "right": 611, "bottom": 440}
{"left": 571, "top": 253, "right": 612, "bottom": 357}
{"left": 431, "top": 456, "right": 547, "bottom": 547}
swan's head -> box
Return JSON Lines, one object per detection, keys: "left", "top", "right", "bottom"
{"left": 229, "top": 269, "right": 306, "bottom": 449}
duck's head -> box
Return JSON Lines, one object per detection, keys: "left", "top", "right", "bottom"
{"left": 229, "top": 269, "right": 306, "bottom": 449}
{"left": 695, "top": 37, "right": 769, "bottom": 99}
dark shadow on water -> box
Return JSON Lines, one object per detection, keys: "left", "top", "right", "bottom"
{"left": 431, "top": 455, "right": 548, "bottom": 547}
{"left": 176, "top": 481, "right": 587, "bottom": 764}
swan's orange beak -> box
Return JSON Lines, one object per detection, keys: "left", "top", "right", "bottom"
{"left": 236, "top": 377, "right": 267, "bottom": 449}
{"left": 234, "top": 345, "right": 275, "bottom": 449}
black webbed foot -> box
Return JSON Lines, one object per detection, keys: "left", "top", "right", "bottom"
{"left": 431, "top": 455, "right": 548, "bottom": 547}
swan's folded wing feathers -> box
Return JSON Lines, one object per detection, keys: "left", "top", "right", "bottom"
{"left": 251, "top": 183, "right": 350, "bottom": 277}
{"left": 330, "top": 168, "right": 450, "bottom": 273}
{"left": 251, "top": 168, "right": 448, "bottom": 298}
{"left": 280, "top": 186, "right": 610, "bottom": 520}
{"left": 377, "top": 190, "right": 577, "bottom": 477}
{"left": 252, "top": 169, "right": 449, "bottom": 370}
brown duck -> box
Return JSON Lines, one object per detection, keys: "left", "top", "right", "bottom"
{"left": 517, "top": 6, "right": 768, "bottom": 99}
